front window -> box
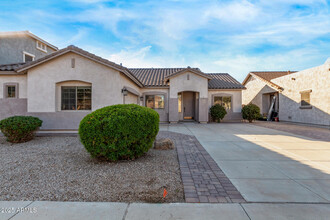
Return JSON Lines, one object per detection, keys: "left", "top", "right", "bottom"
{"left": 61, "top": 86, "right": 91, "bottom": 110}
{"left": 6, "top": 85, "right": 16, "bottom": 98}
{"left": 301, "top": 91, "right": 311, "bottom": 106}
{"left": 145, "top": 95, "right": 165, "bottom": 109}
{"left": 214, "top": 96, "right": 231, "bottom": 110}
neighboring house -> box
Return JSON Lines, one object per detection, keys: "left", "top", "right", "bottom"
{"left": 0, "top": 45, "right": 245, "bottom": 130}
{"left": 242, "top": 59, "right": 330, "bottom": 126}
{"left": 0, "top": 31, "right": 58, "bottom": 65}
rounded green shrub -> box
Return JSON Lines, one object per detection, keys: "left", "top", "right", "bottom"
{"left": 0, "top": 116, "right": 43, "bottom": 143}
{"left": 210, "top": 104, "right": 227, "bottom": 123}
{"left": 242, "top": 104, "right": 261, "bottom": 123}
{"left": 79, "top": 104, "right": 159, "bottom": 161}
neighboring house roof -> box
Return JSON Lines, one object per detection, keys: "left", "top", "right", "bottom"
{"left": 208, "top": 73, "right": 246, "bottom": 89}
{"left": 0, "top": 31, "right": 58, "bottom": 51}
{"left": 251, "top": 71, "right": 296, "bottom": 82}
{"left": 15, "top": 45, "right": 144, "bottom": 87}
{"left": 242, "top": 71, "right": 297, "bottom": 90}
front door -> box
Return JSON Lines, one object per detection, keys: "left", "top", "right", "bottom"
{"left": 183, "top": 92, "right": 195, "bottom": 119}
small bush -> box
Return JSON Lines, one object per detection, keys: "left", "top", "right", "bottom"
{"left": 242, "top": 104, "right": 260, "bottom": 123}
{"left": 210, "top": 104, "right": 227, "bottom": 123}
{"left": 79, "top": 104, "right": 159, "bottom": 161}
{"left": 0, "top": 116, "right": 43, "bottom": 143}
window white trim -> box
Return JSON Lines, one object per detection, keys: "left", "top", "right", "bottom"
{"left": 3, "top": 83, "right": 19, "bottom": 99}
{"left": 36, "top": 40, "right": 47, "bottom": 53}
{"left": 23, "top": 51, "right": 35, "bottom": 62}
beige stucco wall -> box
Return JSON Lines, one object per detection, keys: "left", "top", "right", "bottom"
{"left": 0, "top": 74, "right": 27, "bottom": 98}
{"left": 168, "top": 71, "right": 209, "bottom": 122}
{"left": 27, "top": 52, "right": 141, "bottom": 112}
{"left": 242, "top": 75, "right": 278, "bottom": 114}
{"left": 272, "top": 62, "right": 330, "bottom": 126}
{"left": 141, "top": 88, "right": 169, "bottom": 122}
{"left": 208, "top": 90, "right": 243, "bottom": 121}
{"left": 125, "top": 92, "right": 139, "bottom": 104}
{"left": 208, "top": 90, "right": 242, "bottom": 113}
{"left": 169, "top": 72, "right": 208, "bottom": 98}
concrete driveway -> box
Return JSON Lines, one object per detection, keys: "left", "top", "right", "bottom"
{"left": 160, "top": 123, "right": 330, "bottom": 203}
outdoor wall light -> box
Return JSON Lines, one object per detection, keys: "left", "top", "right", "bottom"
{"left": 122, "top": 88, "right": 128, "bottom": 96}
{"left": 140, "top": 96, "right": 144, "bottom": 101}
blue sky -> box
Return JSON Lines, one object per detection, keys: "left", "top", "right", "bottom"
{"left": 0, "top": 0, "right": 329, "bottom": 81}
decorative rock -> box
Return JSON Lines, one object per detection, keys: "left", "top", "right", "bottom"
{"left": 153, "top": 138, "right": 175, "bottom": 150}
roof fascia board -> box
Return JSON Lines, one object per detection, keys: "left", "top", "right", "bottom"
{"left": 0, "top": 71, "right": 24, "bottom": 75}
{"left": 143, "top": 86, "right": 169, "bottom": 89}
{"left": 242, "top": 73, "right": 252, "bottom": 85}
{"left": 250, "top": 73, "right": 282, "bottom": 90}
{"left": 208, "top": 88, "right": 246, "bottom": 91}
{"left": 26, "top": 32, "right": 58, "bottom": 51}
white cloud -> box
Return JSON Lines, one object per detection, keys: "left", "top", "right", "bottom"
{"left": 108, "top": 46, "right": 161, "bottom": 67}
{"left": 213, "top": 48, "right": 324, "bottom": 82}
{"left": 76, "top": 6, "right": 136, "bottom": 33}
{"left": 204, "top": 0, "right": 260, "bottom": 23}
{"left": 65, "top": 28, "right": 89, "bottom": 45}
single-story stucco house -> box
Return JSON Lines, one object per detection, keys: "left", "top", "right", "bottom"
{"left": 242, "top": 59, "right": 330, "bottom": 126}
{"left": 0, "top": 45, "right": 245, "bottom": 130}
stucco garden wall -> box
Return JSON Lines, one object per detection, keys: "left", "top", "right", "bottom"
{"left": 272, "top": 62, "right": 330, "bottom": 126}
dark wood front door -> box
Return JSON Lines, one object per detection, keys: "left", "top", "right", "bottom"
{"left": 183, "top": 92, "right": 195, "bottom": 119}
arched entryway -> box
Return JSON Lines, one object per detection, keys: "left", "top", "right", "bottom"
{"left": 178, "top": 91, "right": 199, "bottom": 121}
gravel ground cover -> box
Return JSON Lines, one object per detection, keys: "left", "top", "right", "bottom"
{"left": 0, "top": 134, "right": 184, "bottom": 203}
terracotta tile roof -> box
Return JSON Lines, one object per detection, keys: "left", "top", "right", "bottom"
{"left": 0, "top": 63, "right": 25, "bottom": 71}
{"left": 129, "top": 68, "right": 244, "bottom": 89}
{"left": 208, "top": 73, "right": 245, "bottom": 89}
{"left": 251, "top": 71, "right": 297, "bottom": 82}
{"left": 242, "top": 71, "right": 297, "bottom": 90}
{"left": 129, "top": 68, "right": 194, "bottom": 87}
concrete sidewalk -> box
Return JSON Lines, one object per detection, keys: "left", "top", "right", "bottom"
{"left": 1, "top": 201, "right": 330, "bottom": 220}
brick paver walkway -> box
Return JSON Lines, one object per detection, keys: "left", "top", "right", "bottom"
{"left": 254, "top": 122, "right": 330, "bottom": 142}
{"left": 158, "top": 131, "right": 245, "bottom": 203}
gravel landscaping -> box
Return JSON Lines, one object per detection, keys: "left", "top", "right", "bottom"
{"left": 0, "top": 133, "right": 184, "bottom": 203}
